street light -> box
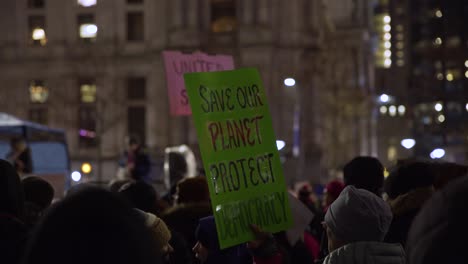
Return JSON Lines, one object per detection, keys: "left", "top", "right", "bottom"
{"left": 276, "top": 140, "right": 286, "bottom": 151}
{"left": 284, "top": 78, "right": 296, "bottom": 87}
{"left": 379, "top": 94, "right": 390, "bottom": 103}
{"left": 430, "top": 148, "right": 445, "bottom": 159}
{"left": 71, "top": 171, "right": 82, "bottom": 182}
{"left": 401, "top": 139, "right": 416, "bottom": 149}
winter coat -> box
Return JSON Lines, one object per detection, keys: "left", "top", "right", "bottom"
{"left": 322, "top": 241, "right": 405, "bottom": 264}
{"left": 385, "top": 187, "right": 433, "bottom": 246}
{"left": 406, "top": 175, "right": 468, "bottom": 264}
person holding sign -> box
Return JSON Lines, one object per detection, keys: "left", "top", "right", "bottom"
{"left": 184, "top": 68, "right": 293, "bottom": 250}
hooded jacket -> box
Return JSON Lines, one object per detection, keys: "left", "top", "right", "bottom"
{"left": 323, "top": 241, "right": 405, "bottom": 264}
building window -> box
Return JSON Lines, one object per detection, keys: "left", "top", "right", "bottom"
{"left": 28, "top": 0, "right": 45, "bottom": 8}
{"left": 127, "top": 106, "right": 146, "bottom": 144}
{"left": 78, "top": 14, "right": 97, "bottom": 41}
{"left": 211, "top": 0, "right": 237, "bottom": 33}
{"left": 127, "top": 12, "right": 144, "bottom": 41}
{"left": 127, "top": 0, "right": 143, "bottom": 4}
{"left": 29, "top": 108, "right": 48, "bottom": 125}
{"left": 77, "top": 0, "right": 96, "bottom": 7}
{"left": 127, "top": 77, "right": 146, "bottom": 100}
{"left": 28, "top": 16, "right": 47, "bottom": 46}
{"left": 29, "top": 80, "right": 48, "bottom": 103}
{"left": 78, "top": 106, "right": 97, "bottom": 147}
{"left": 80, "top": 79, "right": 97, "bottom": 103}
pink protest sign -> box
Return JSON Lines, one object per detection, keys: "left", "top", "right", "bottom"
{"left": 162, "top": 51, "right": 235, "bottom": 116}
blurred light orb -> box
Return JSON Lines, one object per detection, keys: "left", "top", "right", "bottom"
{"left": 383, "top": 15, "right": 391, "bottom": 23}
{"left": 379, "top": 94, "right": 389, "bottom": 103}
{"left": 437, "top": 114, "right": 445, "bottom": 123}
{"left": 434, "top": 103, "right": 443, "bottom": 112}
{"left": 398, "top": 105, "right": 406, "bottom": 115}
{"left": 284, "top": 78, "right": 296, "bottom": 87}
{"left": 276, "top": 140, "right": 285, "bottom": 151}
{"left": 32, "top": 28, "right": 45, "bottom": 40}
{"left": 380, "top": 106, "right": 387, "bottom": 114}
{"left": 71, "top": 171, "right": 82, "bottom": 182}
{"left": 389, "top": 105, "right": 397, "bottom": 116}
{"left": 77, "top": 0, "right": 96, "bottom": 7}
{"left": 80, "top": 24, "right": 98, "bottom": 38}
{"left": 401, "top": 139, "right": 416, "bottom": 149}
{"left": 81, "top": 162, "right": 92, "bottom": 174}
{"left": 430, "top": 148, "right": 445, "bottom": 159}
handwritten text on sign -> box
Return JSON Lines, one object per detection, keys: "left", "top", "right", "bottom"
{"left": 184, "top": 68, "right": 292, "bottom": 249}
{"left": 162, "top": 51, "right": 234, "bottom": 116}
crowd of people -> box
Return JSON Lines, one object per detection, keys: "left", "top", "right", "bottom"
{"left": 1, "top": 152, "right": 468, "bottom": 264}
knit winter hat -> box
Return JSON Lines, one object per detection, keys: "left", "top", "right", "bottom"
{"left": 325, "top": 180, "right": 345, "bottom": 199}
{"left": 325, "top": 186, "right": 392, "bottom": 242}
{"left": 135, "top": 209, "right": 171, "bottom": 250}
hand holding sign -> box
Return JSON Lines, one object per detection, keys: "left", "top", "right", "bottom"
{"left": 184, "top": 68, "right": 293, "bottom": 249}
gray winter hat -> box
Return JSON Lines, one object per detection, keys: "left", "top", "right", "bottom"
{"left": 325, "top": 186, "right": 392, "bottom": 242}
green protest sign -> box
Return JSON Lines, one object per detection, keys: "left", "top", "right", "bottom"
{"left": 184, "top": 68, "right": 293, "bottom": 249}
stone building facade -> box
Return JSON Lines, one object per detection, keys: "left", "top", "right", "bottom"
{"left": 0, "top": 0, "right": 376, "bottom": 184}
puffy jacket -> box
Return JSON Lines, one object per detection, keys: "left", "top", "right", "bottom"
{"left": 323, "top": 241, "right": 405, "bottom": 264}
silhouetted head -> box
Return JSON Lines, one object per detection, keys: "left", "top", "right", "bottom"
{"left": 176, "top": 176, "right": 209, "bottom": 204}
{"left": 22, "top": 186, "right": 161, "bottom": 264}
{"left": 385, "top": 161, "right": 435, "bottom": 200}
{"left": 119, "top": 181, "right": 158, "bottom": 214}
{"left": 343, "top": 156, "right": 384, "bottom": 196}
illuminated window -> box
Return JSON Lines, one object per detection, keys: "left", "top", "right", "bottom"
{"left": 28, "top": 16, "right": 47, "bottom": 46}
{"left": 28, "top": 0, "right": 44, "bottom": 8}
{"left": 29, "top": 80, "right": 48, "bottom": 103}
{"left": 388, "top": 146, "right": 397, "bottom": 162}
{"left": 398, "top": 105, "right": 406, "bottom": 115}
{"left": 437, "top": 114, "right": 445, "bottom": 123}
{"left": 211, "top": 0, "right": 237, "bottom": 33}
{"left": 80, "top": 81, "right": 97, "bottom": 103}
{"left": 380, "top": 106, "right": 387, "bottom": 114}
{"left": 446, "top": 72, "right": 454, "bottom": 81}
{"left": 77, "top": 0, "right": 96, "bottom": 7}
{"left": 389, "top": 105, "right": 397, "bottom": 116}
{"left": 78, "top": 14, "right": 97, "bottom": 41}
{"left": 384, "top": 58, "right": 392, "bottom": 68}
{"left": 383, "top": 15, "right": 391, "bottom": 23}
{"left": 127, "top": 12, "right": 144, "bottom": 41}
